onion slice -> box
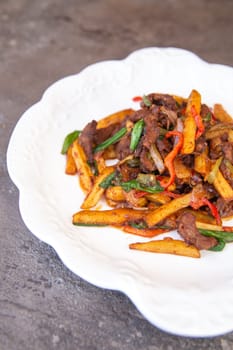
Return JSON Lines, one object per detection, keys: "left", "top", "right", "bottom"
{"left": 149, "top": 143, "right": 165, "bottom": 173}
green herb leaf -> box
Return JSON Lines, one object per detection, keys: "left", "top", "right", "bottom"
{"left": 128, "top": 221, "right": 148, "bottom": 229}
{"left": 199, "top": 228, "right": 233, "bottom": 243}
{"left": 120, "top": 179, "right": 163, "bottom": 193}
{"left": 94, "top": 127, "right": 127, "bottom": 153}
{"left": 61, "top": 130, "right": 81, "bottom": 154}
{"left": 209, "top": 239, "right": 226, "bottom": 252}
{"left": 99, "top": 171, "right": 116, "bottom": 189}
{"left": 142, "top": 95, "right": 152, "bottom": 107}
{"left": 130, "top": 119, "right": 145, "bottom": 151}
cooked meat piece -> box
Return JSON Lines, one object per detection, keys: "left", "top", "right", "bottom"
{"left": 195, "top": 136, "right": 207, "bottom": 153}
{"left": 139, "top": 147, "right": 157, "bottom": 173}
{"left": 222, "top": 142, "right": 233, "bottom": 164}
{"left": 209, "top": 136, "right": 223, "bottom": 159}
{"left": 128, "top": 109, "right": 147, "bottom": 123}
{"left": 189, "top": 171, "right": 203, "bottom": 187}
{"left": 142, "top": 93, "right": 177, "bottom": 111}
{"left": 180, "top": 154, "right": 194, "bottom": 168}
{"left": 78, "top": 120, "right": 97, "bottom": 163}
{"left": 134, "top": 138, "right": 144, "bottom": 158}
{"left": 118, "top": 163, "right": 140, "bottom": 182}
{"left": 177, "top": 212, "right": 218, "bottom": 250}
{"left": 160, "top": 107, "right": 177, "bottom": 129}
{"left": 200, "top": 104, "right": 212, "bottom": 128}
{"left": 115, "top": 133, "right": 132, "bottom": 160}
{"left": 174, "top": 178, "right": 191, "bottom": 192}
{"left": 156, "top": 137, "right": 172, "bottom": 158}
{"left": 142, "top": 113, "right": 160, "bottom": 149}
{"left": 95, "top": 123, "right": 121, "bottom": 145}
{"left": 216, "top": 197, "right": 233, "bottom": 218}
{"left": 220, "top": 162, "right": 233, "bottom": 188}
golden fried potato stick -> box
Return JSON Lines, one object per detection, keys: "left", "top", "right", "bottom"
{"left": 105, "top": 186, "right": 126, "bottom": 202}
{"left": 145, "top": 193, "right": 192, "bottom": 227}
{"left": 81, "top": 166, "right": 115, "bottom": 209}
{"left": 213, "top": 104, "right": 233, "bottom": 123}
{"left": 181, "top": 89, "right": 201, "bottom": 154}
{"left": 73, "top": 208, "right": 147, "bottom": 226}
{"left": 65, "top": 146, "right": 77, "bottom": 175}
{"left": 96, "top": 109, "right": 135, "bottom": 129}
{"left": 72, "top": 140, "right": 93, "bottom": 193}
{"left": 212, "top": 169, "right": 233, "bottom": 201}
{"left": 129, "top": 238, "right": 200, "bottom": 258}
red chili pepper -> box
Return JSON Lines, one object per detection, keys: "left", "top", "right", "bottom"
{"left": 132, "top": 96, "right": 142, "bottom": 102}
{"left": 191, "top": 105, "right": 205, "bottom": 139}
{"left": 160, "top": 131, "right": 183, "bottom": 189}
{"left": 202, "top": 198, "right": 221, "bottom": 225}
{"left": 190, "top": 197, "right": 221, "bottom": 225}
{"left": 134, "top": 190, "right": 148, "bottom": 198}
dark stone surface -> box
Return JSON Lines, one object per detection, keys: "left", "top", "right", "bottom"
{"left": 1, "top": 1, "right": 233, "bottom": 349}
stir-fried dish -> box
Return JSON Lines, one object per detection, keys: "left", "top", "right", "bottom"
{"left": 62, "top": 90, "right": 233, "bottom": 258}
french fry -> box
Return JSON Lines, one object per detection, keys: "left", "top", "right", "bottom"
{"left": 124, "top": 190, "right": 147, "bottom": 208}
{"left": 94, "top": 154, "right": 106, "bottom": 174}
{"left": 194, "top": 147, "right": 211, "bottom": 176}
{"left": 145, "top": 192, "right": 171, "bottom": 205}
{"left": 213, "top": 104, "right": 233, "bottom": 123}
{"left": 205, "top": 123, "right": 233, "bottom": 140}
{"left": 96, "top": 109, "right": 135, "bottom": 129}
{"left": 172, "top": 95, "right": 187, "bottom": 105}
{"left": 81, "top": 166, "right": 115, "bottom": 209}
{"left": 174, "top": 157, "right": 192, "bottom": 179}
{"left": 196, "top": 221, "right": 223, "bottom": 231}
{"left": 181, "top": 89, "right": 201, "bottom": 154}
{"left": 72, "top": 140, "right": 93, "bottom": 192}
{"left": 145, "top": 193, "right": 192, "bottom": 227}
{"left": 129, "top": 238, "right": 200, "bottom": 258}
{"left": 105, "top": 186, "right": 126, "bottom": 202}
{"left": 73, "top": 208, "right": 147, "bottom": 226}
{"left": 65, "top": 146, "right": 77, "bottom": 175}
{"left": 213, "top": 169, "right": 233, "bottom": 201}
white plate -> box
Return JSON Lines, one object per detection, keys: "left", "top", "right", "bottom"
{"left": 7, "top": 47, "right": 233, "bottom": 337}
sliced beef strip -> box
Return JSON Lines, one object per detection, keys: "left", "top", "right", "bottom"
{"left": 216, "top": 197, "right": 233, "bottom": 218}
{"left": 209, "top": 136, "right": 223, "bottom": 159}
{"left": 195, "top": 135, "right": 207, "bottom": 153}
{"left": 220, "top": 161, "right": 233, "bottom": 188}
{"left": 200, "top": 104, "right": 213, "bottom": 128}
{"left": 222, "top": 142, "right": 233, "bottom": 164}
{"left": 128, "top": 108, "right": 148, "bottom": 123}
{"left": 141, "top": 93, "right": 178, "bottom": 111}
{"left": 114, "top": 133, "right": 132, "bottom": 160}
{"left": 78, "top": 120, "right": 97, "bottom": 163}
{"left": 180, "top": 154, "right": 194, "bottom": 168}
{"left": 156, "top": 137, "right": 172, "bottom": 159}
{"left": 142, "top": 113, "right": 160, "bottom": 149}
{"left": 117, "top": 163, "right": 140, "bottom": 182}
{"left": 177, "top": 212, "right": 218, "bottom": 250}
{"left": 139, "top": 147, "right": 157, "bottom": 173}
{"left": 95, "top": 123, "right": 121, "bottom": 145}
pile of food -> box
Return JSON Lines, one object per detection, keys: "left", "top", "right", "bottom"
{"left": 61, "top": 90, "right": 233, "bottom": 258}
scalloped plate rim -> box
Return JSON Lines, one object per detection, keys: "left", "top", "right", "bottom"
{"left": 6, "top": 47, "right": 233, "bottom": 338}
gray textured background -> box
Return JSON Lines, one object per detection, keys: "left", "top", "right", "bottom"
{"left": 1, "top": 1, "right": 233, "bottom": 349}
